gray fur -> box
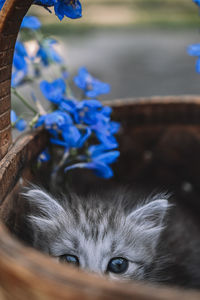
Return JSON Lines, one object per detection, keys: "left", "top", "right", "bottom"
{"left": 22, "top": 187, "right": 200, "bottom": 288}
{"left": 23, "top": 187, "right": 169, "bottom": 280}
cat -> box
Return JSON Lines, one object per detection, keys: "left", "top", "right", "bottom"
{"left": 21, "top": 186, "right": 200, "bottom": 288}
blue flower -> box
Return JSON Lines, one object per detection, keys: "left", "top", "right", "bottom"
{"left": 74, "top": 99, "right": 119, "bottom": 149}
{"left": 193, "top": 0, "right": 200, "bottom": 6}
{"left": 89, "top": 146, "right": 120, "bottom": 178}
{"left": 38, "top": 149, "right": 50, "bottom": 162}
{"left": 11, "top": 110, "right": 17, "bottom": 123}
{"left": 77, "top": 99, "right": 103, "bottom": 110}
{"left": 11, "top": 41, "right": 28, "bottom": 87}
{"left": 188, "top": 44, "right": 200, "bottom": 56}
{"left": 37, "top": 39, "right": 63, "bottom": 66}
{"left": 13, "top": 41, "right": 28, "bottom": 70}
{"left": 36, "top": 111, "right": 73, "bottom": 129}
{"left": 13, "top": 53, "right": 27, "bottom": 73}
{"left": 10, "top": 110, "right": 27, "bottom": 131}
{"left": 15, "top": 41, "right": 28, "bottom": 56}
{"left": 11, "top": 70, "right": 27, "bottom": 88}
{"left": 196, "top": 58, "right": 200, "bottom": 73}
{"left": 109, "top": 121, "right": 120, "bottom": 135}
{"left": 95, "top": 131, "right": 118, "bottom": 149}
{"left": 34, "top": 0, "right": 55, "bottom": 6}
{"left": 59, "top": 98, "right": 78, "bottom": 114}
{"left": 15, "top": 119, "right": 27, "bottom": 131}
{"left": 74, "top": 67, "right": 110, "bottom": 98}
{"left": 51, "top": 125, "right": 91, "bottom": 149}
{"left": 34, "top": 0, "right": 82, "bottom": 21}
{"left": 59, "top": 98, "right": 80, "bottom": 124}
{"left": 90, "top": 116, "right": 120, "bottom": 148}
{"left": 64, "top": 161, "right": 114, "bottom": 179}
{"left": 0, "top": 0, "right": 6, "bottom": 10}
{"left": 187, "top": 44, "right": 200, "bottom": 73}
{"left": 75, "top": 99, "right": 105, "bottom": 124}
{"left": 62, "top": 125, "right": 81, "bottom": 147}
{"left": 40, "top": 78, "right": 66, "bottom": 104}
{"left": 64, "top": 145, "right": 119, "bottom": 179}
{"left": 13, "top": 41, "right": 28, "bottom": 72}
{"left": 88, "top": 143, "right": 118, "bottom": 156}
{"left": 77, "top": 127, "right": 91, "bottom": 147}
{"left": 54, "top": 0, "right": 82, "bottom": 21}
{"left": 21, "top": 16, "right": 41, "bottom": 30}
{"left": 91, "top": 149, "right": 120, "bottom": 164}
{"left": 101, "top": 106, "right": 112, "bottom": 117}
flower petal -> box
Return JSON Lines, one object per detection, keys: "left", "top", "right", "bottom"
{"left": 187, "top": 43, "right": 200, "bottom": 56}
{"left": 21, "top": 16, "right": 41, "bottom": 30}
{"left": 15, "top": 119, "right": 27, "bottom": 131}
{"left": 11, "top": 110, "right": 17, "bottom": 123}
{"left": 40, "top": 78, "right": 66, "bottom": 104}
{"left": 64, "top": 161, "right": 113, "bottom": 179}
{"left": 54, "top": 0, "right": 82, "bottom": 20}
{"left": 0, "top": 0, "right": 6, "bottom": 10}
{"left": 96, "top": 132, "right": 118, "bottom": 148}
{"left": 62, "top": 125, "right": 81, "bottom": 147}
{"left": 196, "top": 58, "right": 200, "bottom": 73}
{"left": 92, "top": 150, "right": 120, "bottom": 164}
{"left": 77, "top": 127, "right": 91, "bottom": 148}
{"left": 74, "top": 67, "right": 110, "bottom": 98}
{"left": 38, "top": 149, "right": 50, "bottom": 162}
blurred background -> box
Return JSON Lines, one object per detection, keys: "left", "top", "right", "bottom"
{"left": 28, "top": 0, "right": 200, "bottom": 100}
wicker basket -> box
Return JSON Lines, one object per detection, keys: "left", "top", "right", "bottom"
{"left": 1, "top": 1, "right": 200, "bottom": 299}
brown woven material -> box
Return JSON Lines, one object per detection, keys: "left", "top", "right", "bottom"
{"left": 1, "top": 0, "right": 200, "bottom": 299}
{"left": 0, "top": 0, "right": 33, "bottom": 159}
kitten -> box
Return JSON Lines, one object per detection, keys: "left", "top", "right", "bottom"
{"left": 22, "top": 187, "right": 200, "bottom": 288}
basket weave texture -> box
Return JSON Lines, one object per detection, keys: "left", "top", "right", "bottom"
{"left": 1, "top": 1, "right": 200, "bottom": 299}
{"left": 0, "top": 0, "right": 33, "bottom": 159}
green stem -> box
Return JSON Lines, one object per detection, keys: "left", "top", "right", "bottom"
{"left": 12, "top": 88, "right": 37, "bottom": 114}
{"left": 29, "top": 114, "right": 40, "bottom": 128}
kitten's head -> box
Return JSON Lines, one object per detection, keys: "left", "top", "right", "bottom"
{"left": 23, "top": 187, "right": 170, "bottom": 281}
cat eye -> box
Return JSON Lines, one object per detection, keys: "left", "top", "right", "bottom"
{"left": 59, "top": 254, "right": 79, "bottom": 267}
{"left": 107, "top": 257, "right": 128, "bottom": 274}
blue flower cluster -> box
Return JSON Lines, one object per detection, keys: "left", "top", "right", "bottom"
{"left": 34, "top": 0, "right": 82, "bottom": 20}
{"left": 37, "top": 39, "right": 63, "bottom": 66}
{"left": 36, "top": 73, "right": 120, "bottom": 178}
{"left": 11, "top": 16, "right": 63, "bottom": 88}
{"left": 10, "top": 12, "right": 120, "bottom": 179}
{"left": 0, "top": 0, "right": 82, "bottom": 20}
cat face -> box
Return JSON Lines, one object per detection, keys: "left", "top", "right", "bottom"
{"left": 24, "top": 188, "right": 169, "bottom": 281}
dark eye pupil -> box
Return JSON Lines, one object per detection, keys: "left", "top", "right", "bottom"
{"left": 107, "top": 257, "right": 128, "bottom": 274}
{"left": 60, "top": 255, "right": 79, "bottom": 266}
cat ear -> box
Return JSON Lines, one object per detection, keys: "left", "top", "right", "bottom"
{"left": 127, "top": 196, "right": 170, "bottom": 253}
{"left": 128, "top": 197, "right": 169, "bottom": 230}
{"left": 22, "top": 187, "right": 65, "bottom": 219}
{"left": 22, "top": 187, "right": 67, "bottom": 252}
{"left": 22, "top": 187, "right": 66, "bottom": 231}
